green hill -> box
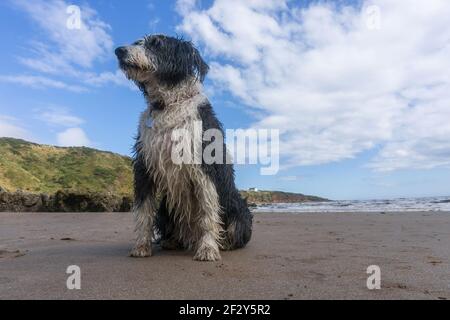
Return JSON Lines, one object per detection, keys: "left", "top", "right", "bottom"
{"left": 0, "top": 138, "right": 133, "bottom": 196}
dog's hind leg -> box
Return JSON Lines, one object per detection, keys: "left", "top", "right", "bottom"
{"left": 227, "top": 196, "right": 253, "bottom": 250}
{"left": 129, "top": 151, "right": 157, "bottom": 258}
{"left": 224, "top": 214, "right": 253, "bottom": 250}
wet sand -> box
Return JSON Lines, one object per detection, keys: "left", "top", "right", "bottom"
{"left": 0, "top": 212, "right": 449, "bottom": 300}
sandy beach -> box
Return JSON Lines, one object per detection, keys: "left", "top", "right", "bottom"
{"left": 0, "top": 211, "right": 449, "bottom": 300}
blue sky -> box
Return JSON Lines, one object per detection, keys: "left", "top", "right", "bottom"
{"left": 1, "top": 0, "right": 450, "bottom": 200}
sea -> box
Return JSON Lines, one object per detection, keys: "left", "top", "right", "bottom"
{"left": 253, "top": 196, "right": 450, "bottom": 213}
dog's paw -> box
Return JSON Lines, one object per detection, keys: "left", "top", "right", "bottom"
{"left": 129, "top": 244, "right": 152, "bottom": 258}
{"left": 193, "top": 246, "right": 221, "bottom": 262}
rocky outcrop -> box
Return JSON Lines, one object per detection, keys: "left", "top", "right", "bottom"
{"left": 240, "top": 190, "right": 328, "bottom": 205}
{"left": 0, "top": 190, "right": 133, "bottom": 212}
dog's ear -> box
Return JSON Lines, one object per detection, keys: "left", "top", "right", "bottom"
{"left": 154, "top": 40, "right": 209, "bottom": 86}
{"left": 191, "top": 46, "right": 209, "bottom": 83}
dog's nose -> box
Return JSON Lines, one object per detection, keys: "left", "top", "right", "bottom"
{"left": 115, "top": 47, "right": 127, "bottom": 59}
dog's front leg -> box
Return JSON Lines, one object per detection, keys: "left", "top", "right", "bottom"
{"left": 129, "top": 153, "right": 156, "bottom": 258}
{"left": 130, "top": 197, "right": 156, "bottom": 257}
{"left": 193, "top": 179, "right": 223, "bottom": 262}
{"left": 194, "top": 230, "right": 221, "bottom": 261}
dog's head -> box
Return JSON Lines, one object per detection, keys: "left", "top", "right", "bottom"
{"left": 115, "top": 34, "right": 209, "bottom": 89}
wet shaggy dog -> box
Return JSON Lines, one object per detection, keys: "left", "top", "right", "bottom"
{"left": 115, "top": 35, "right": 252, "bottom": 261}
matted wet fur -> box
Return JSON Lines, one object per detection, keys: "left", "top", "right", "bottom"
{"left": 115, "top": 34, "right": 252, "bottom": 261}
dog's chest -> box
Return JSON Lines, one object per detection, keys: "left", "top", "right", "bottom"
{"left": 138, "top": 96, "right": 205, "bottom": 193}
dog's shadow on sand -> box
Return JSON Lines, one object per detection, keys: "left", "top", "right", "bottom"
{"left": 148, "top": 244, "right": 194, "bottom": 258}
{"left": 106, "top": 242, "right": 194, "bottom": 259}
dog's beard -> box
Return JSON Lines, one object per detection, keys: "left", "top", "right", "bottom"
{"left": 120, "top": 63, "right": 152, "bottom": 84}
{"left": 118, "top": 65, "right": 158, "bottom": 103}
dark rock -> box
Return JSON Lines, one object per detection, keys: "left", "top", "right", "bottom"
{"left": 120, "top": 196, "right": 133, "bottom": 212}
{"left": 0, "top": 190, "right": 134, "bottom": 213}
{"left": 247, "top": 202, "right": 258, "bottom": 208}
{"left": 0, "top": 191, "right": 45, "bottom": 212}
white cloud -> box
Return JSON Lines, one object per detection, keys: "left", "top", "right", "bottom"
{"left": 1, "top": 113, "right": 91, "bottom": 147}
{"left": 177, "top": 0, "right": 450, "bottom": 171}
{"left": 0, "top": 75, "right": 87, "bottom": 92}
{"left": 34, "top": 107, "right": 91, "bottom": 146}
{"left": 7, "top": 0, "right": 128, "bottom": 90}
{"left": 83, "top": 70, "right": 136, "bottom": 90}
{"left": 12, "top": 0, "right": 113, "bottom": 72}
{"left": 57, "top": 127, "right": 91, "bottom": 147}
{"left": 0, "top": 115, "right": 31, "bottom": 140}
{"left": 36, "top": 107, "right": 85, "bottom": 127}
{"left": 176, "top": 0, "right": 198, "bottom": 16}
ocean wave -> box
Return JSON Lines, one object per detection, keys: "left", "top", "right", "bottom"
{"left": 253, "top": 196, "right": 450, "bottom": 213}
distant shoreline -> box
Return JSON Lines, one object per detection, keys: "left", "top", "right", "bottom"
{"left": 2, "top": 190, "right": 449, "bottom": 213}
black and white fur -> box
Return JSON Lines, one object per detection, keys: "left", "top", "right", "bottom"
{"left": 115, "top": 34, "right": 252, "bottom": 261}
